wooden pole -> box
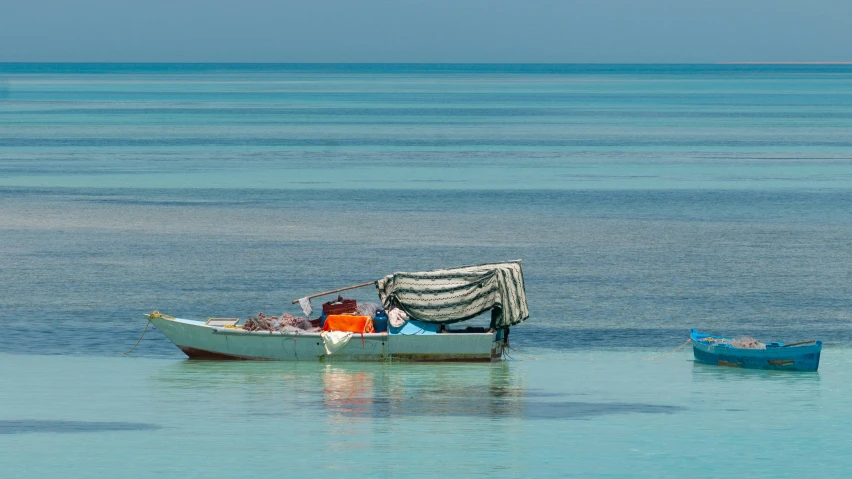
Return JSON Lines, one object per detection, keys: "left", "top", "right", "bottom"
{"left": 291, "top": 281, "right": 377, "bottom": 304}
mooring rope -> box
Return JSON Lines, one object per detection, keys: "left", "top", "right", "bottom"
{"left": 506, "top": 345, "right": 539, "bottom": 361}
{"left": 643, "top": 338, "right": 691, "bottom": 360}
{"left": 123, "top": 311, "right": 168, "bottom": 355}
{"left": 123, "top": 320, "right": 151, "bottom": 355}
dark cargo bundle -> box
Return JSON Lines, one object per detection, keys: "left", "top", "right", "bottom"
{"left": 322, "top": 295, "right": 358, "bottom": 316}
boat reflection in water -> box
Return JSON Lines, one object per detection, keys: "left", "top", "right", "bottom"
{"left": 319, "top": 363, "right": 682, "bottom": 422}
{"left": 321, "top": 363, "right": 529, "bottom": 421}
{"left": 148, "top": 360, "right": 682, "bottom": 423}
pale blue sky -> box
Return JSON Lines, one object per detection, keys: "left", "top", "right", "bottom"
{"left": 1, "top": 0, "right": 850, "bottom": 62}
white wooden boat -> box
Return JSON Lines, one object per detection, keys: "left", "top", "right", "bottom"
{"left": 148, "top": 315, "right": 502, "bottom": 361}
{"left": 148, "top": 261, "right": 528, "bottom": 362}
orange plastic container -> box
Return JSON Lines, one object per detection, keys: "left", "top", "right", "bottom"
{"left": 322, "top": 315, "right": 375, "bottom": 334}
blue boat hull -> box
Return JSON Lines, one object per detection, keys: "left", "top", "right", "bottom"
{"left": 691, "top": 329, "right": 822, "bottom": 372}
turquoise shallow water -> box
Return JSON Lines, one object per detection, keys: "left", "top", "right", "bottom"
{"left": 3, "top": 349, "right": 852, "bottom": 478}
{"left": 1, "top": 64, "right": 852, "bottom": 476}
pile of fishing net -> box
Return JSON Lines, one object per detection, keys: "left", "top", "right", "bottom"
{"left": 243, "top": 312, "right": 320, "bottom": 332}
{"left": 728, "top": 336, "right": 766, "bottom": 349}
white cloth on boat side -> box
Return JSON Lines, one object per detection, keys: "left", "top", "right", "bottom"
{"left": 321, "top": 331, "right": 353, "bottom": 355}
{"left": 298, "top": 297, "right": 313, "bottom": 317}
{"left": 388, "top": 308, "right": 408, "bottom": 328}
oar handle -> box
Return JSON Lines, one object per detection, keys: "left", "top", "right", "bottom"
{"left": 781, "top": 340, "right": 817, "bottom": 348}
{"left": 291, "top": 281, "right": 377, "bottom": 304}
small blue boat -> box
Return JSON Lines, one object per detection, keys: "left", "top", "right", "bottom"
{"left": 691, "top": 329, "right": 822, "bottom": 371}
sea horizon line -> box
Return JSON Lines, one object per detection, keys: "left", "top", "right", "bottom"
{"left": 0, "top": 61, "right": 850, "bottom": 65}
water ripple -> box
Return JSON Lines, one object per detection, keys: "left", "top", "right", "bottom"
{"left": 0, "top": 420, "right": 160, "bottom": 435}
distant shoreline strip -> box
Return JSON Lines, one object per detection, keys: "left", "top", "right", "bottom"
{"left": 717, "top": 62, "right": 852, "bottom": 65}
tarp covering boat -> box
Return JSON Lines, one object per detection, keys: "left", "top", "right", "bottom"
{"left": 375, "top": 260, "right": 529, "bottom": 328}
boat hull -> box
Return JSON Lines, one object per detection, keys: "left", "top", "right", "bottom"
{"left": 691, "top": 330, "right": 821, "bottom": 371}
{"left": 150, "top": 317, "right": 504, "bottom": 362}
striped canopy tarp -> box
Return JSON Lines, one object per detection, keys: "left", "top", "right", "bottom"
{"left": 375, "top": 260, "right": 529, "bottom": 329}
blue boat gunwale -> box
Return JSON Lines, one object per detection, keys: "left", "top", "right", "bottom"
{"left": 691, "top": 328, "right": 822, "bottom": 351}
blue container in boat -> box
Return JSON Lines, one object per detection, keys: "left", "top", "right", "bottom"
{"left": 373, "top": 309, "right": 388, "bottom": 333}
{"left": 389, "top": 319, "right": 440, "bottom": 335}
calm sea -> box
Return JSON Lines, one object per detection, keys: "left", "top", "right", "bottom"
{"left": 1, "top": 64, "right": 851, "bottom": 477}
